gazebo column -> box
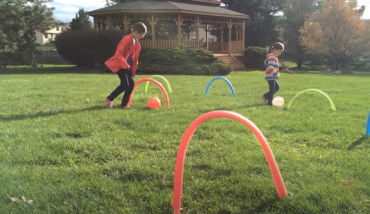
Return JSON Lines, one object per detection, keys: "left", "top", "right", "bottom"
{"left": 122, "top": 14, "right": 129, "bottom": 31}
{"left": 236, "top": 25, "right": 239, "bottom": 42}
{"left": 205, "top": 24, "right": 209, "bottom": 50}
{"left": 220, "top": 25, "right": 224, "bottom": 54}
{"left": 196, "top": 16, "right": 200, "bottom": 49}
{"left": 93, "top": 17, "right": 97, "bottom": 30}
{"left": 227, "top": 19, "right": 232, "bottom": 56}
{"left": 240, "top": 25, "right": 242, "bottom": 41}
{"left": 149, "top": 14, "right": 158, "bottom": 48}
{"left": 107, "top": 15, "right": 112, "bottom": 30}
{"left": 242, "top": 20, "right": 245, "bottom": 53}
{"left": 176, "top": 14, "right": 184, "bottom": 45}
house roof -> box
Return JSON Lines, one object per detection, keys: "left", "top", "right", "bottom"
{"left": 60, "top": 23, "right": 70, "bottom": 32}
{"left": 88, "top": 0, "right": 248, "bottom": 19}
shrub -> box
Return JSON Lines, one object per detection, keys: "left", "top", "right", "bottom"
{"left": 55, "top": 30, "right": 231, "bottom": 75}
{"left": 137, "top": 47, "right": 231, "bottom": 75}
{"left": 55, "top": 30, "right": 127, "bottom": 67}
{"left": 352, "top": 52, "right": 370, "bottom": 71}
{"left": 244, "top": 46, "right": 267, "bottom": 70}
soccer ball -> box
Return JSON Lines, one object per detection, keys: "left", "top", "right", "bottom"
{"left": 272, "top": 96, "right": 284, "bottom": 107}
{"left": 148, "top": 97, "right": 161, "bottom": 109}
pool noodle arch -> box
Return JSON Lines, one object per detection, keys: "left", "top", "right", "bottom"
{"left": 286, "top": 89, "right": 336, "bottom": 111}
{"left": 205, "top": 76, "right": 235, "bottom": 95}
{"left": 172, "top": 111, "right": 288, "bottom": 214}
{"left": 128, "top": 78, "right": 170, "bottom": 107}
{"left": 145, "top": 75, "right": 172, "bottom": 93}
{"left": 366, "top": 110, "right": 370, "bottom": 136}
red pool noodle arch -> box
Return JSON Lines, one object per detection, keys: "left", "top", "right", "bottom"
{"left": 128, "top": 78, "right": 170, "bottom": 107}
{"left": 172, "top": 111, "right": 288, "bottom": 214}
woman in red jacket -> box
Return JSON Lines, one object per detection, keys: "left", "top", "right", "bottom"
{"left": 105, "top": 22, "right": 147, "bottom": 108}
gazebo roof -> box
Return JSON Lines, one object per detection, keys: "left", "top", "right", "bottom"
{"left": 88, "top": 0, "right": 249, "bottom": 19}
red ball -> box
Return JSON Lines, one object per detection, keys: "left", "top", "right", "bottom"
{"left": 148, "top": 97, "right": 161, "bottom": 109}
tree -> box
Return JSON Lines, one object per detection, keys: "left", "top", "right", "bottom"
{"left": 282, "top": 0, "right": 321, "bottom": 68}
{"left": 0, "top": 0, "right": 55, "bottom": 67}
{"left": 70, "top": 8, "right": 92, "bottom": 31}
{"left": 300, "top": 0, "right": 370, "bottom": 72}
{"left": 212, "top": 0, "right": 285, "bottom": 47}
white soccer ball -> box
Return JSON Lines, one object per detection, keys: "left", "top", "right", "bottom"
{"left": 272, "top": 96, "right": 284, "bottom": 107}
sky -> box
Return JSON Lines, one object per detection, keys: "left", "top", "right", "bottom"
{"left": 48, "top": 0, "right": 370, "bottom": 23}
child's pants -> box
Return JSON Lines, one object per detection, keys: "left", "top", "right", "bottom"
{"left": 263, "top": 80, "right": 280, "bottom": 105}
{"left": 107, "top": 69, "right": 134, "bottom": 106}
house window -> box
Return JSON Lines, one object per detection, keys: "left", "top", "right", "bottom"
{"left": 44, "top": 34, "right": 48, "bottom": 38}
{"left": 208, "top": 38, "right": 215, "bottom": 42}
{"left": 56, "top": 26, "right": 60, "bottom": 31}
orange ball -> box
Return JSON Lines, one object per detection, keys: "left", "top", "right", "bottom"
{"left": 148, "top": 97, "right": 161, "bottom": 109}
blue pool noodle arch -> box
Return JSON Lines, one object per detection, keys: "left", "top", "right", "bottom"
{"left": 367, "top": 110, "right": 370, "bottom": 136}
{"left": 205, "top": 76, "right": 235, "bottom": 95}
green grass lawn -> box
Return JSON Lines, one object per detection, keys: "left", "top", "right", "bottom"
{"left": 36, "top": 43, "right": 56, "bottom": 50}
{"left": 1, "top": 69, "right": 370, "bottom": 213}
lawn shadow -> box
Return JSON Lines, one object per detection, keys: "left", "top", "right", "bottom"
{"left": 0, "top": 67, "right": 109, "bottom": 75}
{"left": 133, "top": 106, "right": 163, "bottom": 111}
{"left": 252, "top": 197, "right": 281, "bottom": 213}
{"left": 245, "top": 103, "right": 267, "bottom": 108}
{"left": 347, "top": 135, "right": 368, "bottom": 150}
{"left": 0, "top": 105, "right": 104, "bottom": 121}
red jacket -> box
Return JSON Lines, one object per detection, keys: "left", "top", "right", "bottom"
{"left": 105, "top": 33, "right": 141, "bottom": 76}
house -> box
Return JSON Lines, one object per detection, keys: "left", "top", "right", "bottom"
{"left": 36, "top": 23, "right": 70, "bottom": 45}
{"left": 199, "top": 28, "right": 217, "bottom": 43}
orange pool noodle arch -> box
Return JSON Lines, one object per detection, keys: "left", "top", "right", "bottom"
{"left": 172, "top": 111, "right": 288, "bottom": 214}
{"left": 128, "top": 78, "right": 170, "bottom": 107}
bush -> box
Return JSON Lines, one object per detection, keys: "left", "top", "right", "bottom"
{"left": 352, "top": 52, "right": 370, "bottom": 70}
{"left": 55, "top": 30, "right": 128, "bottom": 67}
{"left": 244, "top": 46, "right": 267, "bottom": 70}
{"left": 137, "top": 47, "right": 231, "bottom": 75}
{"left": 55, "top": 30, "right": 231, "bottom": 75}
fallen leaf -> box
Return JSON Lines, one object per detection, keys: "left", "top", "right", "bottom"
{"left": 7, "top": 195, "right": 19, "bottom": 202}
{"left": 74, "top": 201, "right": 78, "bottom": 211}
{"left": 7, "top": 195, "right": 32, "bottom": 204}
{"left": 341, "top": 180, "right": 354, "bottom": 184}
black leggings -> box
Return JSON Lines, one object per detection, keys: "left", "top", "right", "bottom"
{"left": 107, "top": 69, "right": 134, "bottom": 106}
{"left": 263, "top": 80, "right": 280, "bottom": 105}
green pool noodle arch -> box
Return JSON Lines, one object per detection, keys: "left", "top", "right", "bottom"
{"left": 286, "top": 89, "right": 336, "bottom": 111}
{"left": 145, "top": 75, "right": 172, "bottom": 93}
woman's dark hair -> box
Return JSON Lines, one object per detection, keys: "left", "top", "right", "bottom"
{"left": 268, "top": 42, "right": 284, "bottom": 53}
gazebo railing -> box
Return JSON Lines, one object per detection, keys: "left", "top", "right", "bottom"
{"left": 140, "top": 40, "right": 244, "bottom": 55}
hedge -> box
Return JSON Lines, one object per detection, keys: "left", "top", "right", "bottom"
{"left": 55, "top": 30, "right": 231, "bottom": 75}
{"left": 137, "top": 47, "right": 231, "bottom": 75}
{"left": 244, "top": 46, "right": 267, "bottom": 70}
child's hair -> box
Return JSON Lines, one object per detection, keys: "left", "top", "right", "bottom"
{"left": 129, "top": 22, "right": 147, "bottom": 34}
{"left": 268, "top": 42, "right": 284, "bottom": 53}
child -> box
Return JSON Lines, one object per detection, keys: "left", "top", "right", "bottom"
{"left": 262, "top": 42, "right": 284, "bottom": 106}
{"left": 104, "top": 22, "right": 147, "bottom": 108}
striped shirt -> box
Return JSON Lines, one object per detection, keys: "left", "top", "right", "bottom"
{"left": 264, "top": 53, "right": 280, "bottom": 81}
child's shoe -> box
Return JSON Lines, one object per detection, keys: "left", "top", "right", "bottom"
{"left": 261, "top": 95, "right": 267, "bottom": 105}
{"left": 105, "top": 97, "right": 113, "bottom": 108}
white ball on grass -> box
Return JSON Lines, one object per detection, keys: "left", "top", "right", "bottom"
{"left": 272, "top": 96, "right": 284, "bottom": 107}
